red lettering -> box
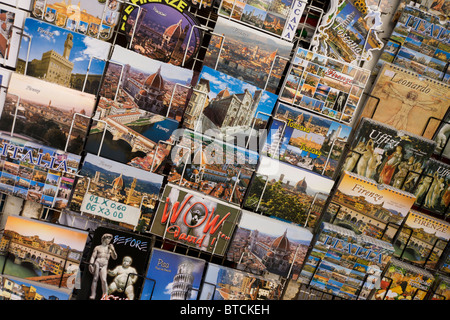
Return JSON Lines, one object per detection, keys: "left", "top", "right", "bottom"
{"left": 160, "top": 195, "right": 193, "bottom": 224}
{"left": 325, "top": 69, "right": 354, "bottom": 85}
{"left": 203, "top": 212, "right": 231, "bottom": 235}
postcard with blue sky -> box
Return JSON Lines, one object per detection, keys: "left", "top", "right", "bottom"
{"left": 184, "top": 66, "right": 277, "bottom": 137}
{"left": 140, "top": 248, "right": 206, "bottom": 300}
{"left": 16, "top": 17, "right": 110, "bottom": 94}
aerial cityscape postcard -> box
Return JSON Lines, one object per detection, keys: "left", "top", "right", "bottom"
{"left": 226, "top": 210, "right": 313, "bottom": 278}
{"left": 122, "top": 1, "right": 202, "bottom": 67}
{"left": 204, "top": 17, "right": 293, "bottom": 94}
{"left": 0, "top": 72, "right": 97, "bottom": 154}
{"left": 218, "top": 0, "right": 307, "bottom": 41}
{"left": 167, "top": 129, "right": 259, "bottom": 205}
{"left": 69, "top": 153, "right": 164, "bottom": 230}
{"left": 199, "top": 263, "right": 283, "bottom": 300}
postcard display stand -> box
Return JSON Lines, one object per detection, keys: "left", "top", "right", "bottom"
{"left": 0, "top": 0, "right": 449, "bottom": 302}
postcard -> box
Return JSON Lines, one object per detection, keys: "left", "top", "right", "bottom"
{"left": 297, "top": 222, "right": 394, "bottom": 299}
{"left": 204, "top": 17, "right": 293, "bottom": 94}
{"left": 0, "top": 275, "right": 72, "bottom": 300}
{"left": 0, "top": 215, "right": 88, "bottom": 290}
{"left": 264, "top": 102, "right": 352, "bottom": 178}
{"left": 0, "top": 4, "right": 27, "bottom": 69}
{"left": 226, "top": 210, "right": 313, "bottom": 278}
{"left": 218, "top": 0, "right": 307, "bottom": 41}
{"left": 69, "top": 153, "right": 164, "bottom": 230}
{"left": 93, "top": 45, "right": 195, "bottom": 122}
{"left": 310, "top": 0, "right": 384, "bottom": 64}
{"left": 184, "top": 66, "right": 277, "bottom": 139}
{"left": 373, "top": 258, "right": 434, "bottom": 300}
{"left": 15, "top": 18, "right": 110, "bottom": 94}
{"left": 413, "top": 158, "right": 450, "bottom": 216}
{"left": 167, "top": 129, "right": 259, "bottom": 205}
{"left": 324, "top": 171, "right": 416, "bottom": 241}
{"left": 342, "top": 118, "right": 437, "bottom": 191}
{"left": 31, "top": 0, "right": 120, "bottom": 40}
{"left": 360, "top": 63, "right": 450, "bottom": 139}
{"left": 149, "top": 184, "right": 241, "bottom": 256}
{"left": 243, "top": 155, "right": 335, "bottom": 228}
{"left": 394, "top": 210, "right": 450, "bottom": 270}
{"left": 0, "top": 72, "right": 97, "bottom": 154}
{"left": 279, "top": 47, "right": 370, "bottom": 124}
{"left": 120, "top": 1, "right": 202, "bottom": 67}
{"left": 199, "top": 263, "right": 283, "bottom": 300}
{"left": 378, "top": 5, "right": 450, "bottom": 81}
{"left": 76, "top": 226, "right": 151, "bottom": 300}
{"left": 0, "top": 134, "right": 81, "bottom": 209}
{"left": 140, "top": 248, "right": 206, "bottom": 300}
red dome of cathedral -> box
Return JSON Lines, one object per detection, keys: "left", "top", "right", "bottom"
{"left": 216, "top": 88, "right": 230, "bottom": 99}
{"left": 271, "top": 230, "right": 290, "bottom": 252}
{"left": 112, "top": 173, "right": 124, "bottom": 190}
{"left": 144, "top": 66, "right": 164, "bottom": 91}
{"left": 163, "top": 19, "right": 183, "bottom": 39}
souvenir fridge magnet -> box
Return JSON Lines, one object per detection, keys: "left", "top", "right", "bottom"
{"left": 120, "top": 1, "right": 202, "bottom": 67}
